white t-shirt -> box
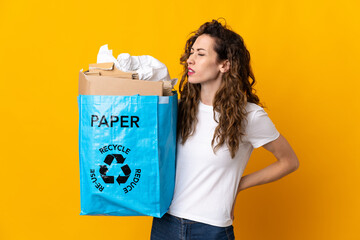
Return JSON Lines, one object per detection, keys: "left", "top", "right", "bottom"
{"left": 167, "top": 100, "right": 280, "bottom": 227}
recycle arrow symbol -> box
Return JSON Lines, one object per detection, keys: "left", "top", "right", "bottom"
{"left": 99, "top": 154, "right": 131, "bottom": 185}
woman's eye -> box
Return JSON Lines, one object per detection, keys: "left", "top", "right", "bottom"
{"left": 189, "top": 52, "right": 204, "bottom": 56}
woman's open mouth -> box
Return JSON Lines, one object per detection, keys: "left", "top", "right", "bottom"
{"left": 188, "top": 68, "right": 195, "bottom": 75}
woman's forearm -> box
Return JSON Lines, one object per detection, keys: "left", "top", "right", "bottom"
{"left": 237, "top": 160, "right": 298, "bottom": 193}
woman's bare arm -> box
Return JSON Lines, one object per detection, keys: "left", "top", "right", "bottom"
{"left": 237, "top": 134, "right": 299, "bottom": 192}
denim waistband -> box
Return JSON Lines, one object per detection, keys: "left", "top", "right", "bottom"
{"left": 164, "top": 213, "right": 198, "bottom": 224}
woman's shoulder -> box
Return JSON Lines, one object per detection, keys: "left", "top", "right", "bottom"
{"left": 245, "top": 102, "right": 263, "bottom": 113}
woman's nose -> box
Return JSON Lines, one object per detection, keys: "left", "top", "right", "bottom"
{"left": 187, "top": 55, "right": 194, "bottom": 65}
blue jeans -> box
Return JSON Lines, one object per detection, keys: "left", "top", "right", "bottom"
{"left": 150, "top": 213, "right": 235, "bottom": 240}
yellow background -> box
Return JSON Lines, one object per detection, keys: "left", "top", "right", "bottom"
{"left": 1, "top": 0, "right": 359, "bottom": 239}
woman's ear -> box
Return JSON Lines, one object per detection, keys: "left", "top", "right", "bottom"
{"left": 219, "top": 60, "right": 230, "bottom": 73}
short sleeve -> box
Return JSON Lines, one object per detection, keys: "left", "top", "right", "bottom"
{"left": 246, "top": 108, "right": 280, "bottom": 148}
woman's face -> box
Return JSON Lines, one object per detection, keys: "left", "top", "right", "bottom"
{"left": 187, "top": 34, "right": 225, "bottom": 85}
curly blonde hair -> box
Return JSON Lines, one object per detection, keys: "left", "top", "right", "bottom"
{"left": 177, "top": 18, "right": 264, "bottom": 158}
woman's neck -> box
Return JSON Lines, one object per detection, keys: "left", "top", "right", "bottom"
{"left": 200, "top": 76, "right": 222, "bottom": 106}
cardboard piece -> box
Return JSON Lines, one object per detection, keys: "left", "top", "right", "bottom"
{"left": 89, "top": 62, "right": 114, "bottom": 70}
{"left": 78, "top": 71, "right": 163, "bottom": 96}
{"left": 88, "top": 62, "right": 139, "bottom": 79}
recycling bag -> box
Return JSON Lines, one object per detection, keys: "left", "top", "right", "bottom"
{"left": 78, "top": 92, "right": 177, "bottom": 217}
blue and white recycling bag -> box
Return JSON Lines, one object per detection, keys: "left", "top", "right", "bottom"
{"left": 78, "top": 92, "right": 178, "bottom": 217}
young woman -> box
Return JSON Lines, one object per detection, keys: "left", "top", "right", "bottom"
{"left": 150, "top": 19, "right": 299, "bottom": 240}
